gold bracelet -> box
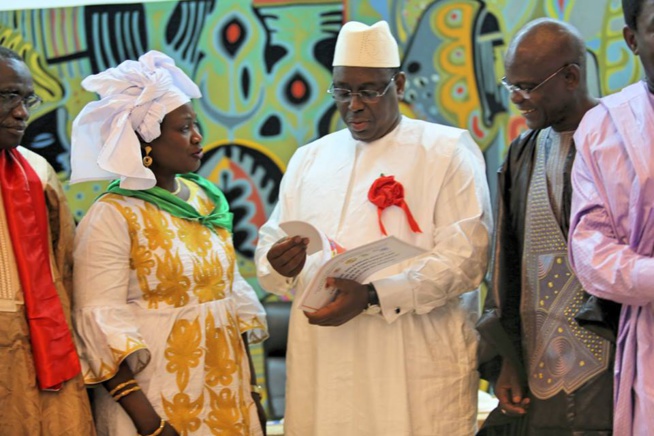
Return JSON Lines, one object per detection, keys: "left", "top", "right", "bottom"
{"left": 139, "top": 418, "right": 166, "bottom": 436}
{"left": 108, "top": 379, "right": 137, "bottom": 396}
{"left": 112, "top": 385, "right": 141, "bottom": 401}
{"left": 251, "top": 384, "right": 263, "bottom": 395}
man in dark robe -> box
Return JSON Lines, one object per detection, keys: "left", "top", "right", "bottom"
{"left": 477, "top": 18, "right": 617, "bottom": 436}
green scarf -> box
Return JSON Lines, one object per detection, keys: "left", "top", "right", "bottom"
{"left": 105, "top": 173, "right": 233, "bottom": 232}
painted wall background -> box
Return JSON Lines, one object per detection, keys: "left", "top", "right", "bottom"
{"left": 0, "top": 0, "right": 168, "bottom": 11}
{"left": 0, "top": 0, "right": 639, "bottom": 299}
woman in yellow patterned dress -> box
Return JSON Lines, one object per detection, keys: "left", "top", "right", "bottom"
{"left": 69, "top": 51, "right": 268, "bottom": 436}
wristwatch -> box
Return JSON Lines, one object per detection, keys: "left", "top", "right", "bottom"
{"left": 365, "top": 283, "right": 381, "bottom": 314}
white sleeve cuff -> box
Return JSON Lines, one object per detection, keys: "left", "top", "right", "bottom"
{"left": 371, "top": 274, "right": 415, "bottom": 324}
{"left": 257, "top": 257, "right": 296, "bottom": 295}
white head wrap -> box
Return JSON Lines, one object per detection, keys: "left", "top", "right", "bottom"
{"left": 332, "top": 21, "right": 400, "bottom": 68}
{"left": 70, "top": 50, "right": 202, "bottom": 190}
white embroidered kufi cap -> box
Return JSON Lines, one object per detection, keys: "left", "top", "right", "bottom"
{"left": 70, "top": 50, "right": 201, "bottom": 190}
{"left": 332, "top": 20, "right": 400, "bottom": 68}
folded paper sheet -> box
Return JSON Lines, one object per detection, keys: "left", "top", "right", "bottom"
{"left": 279, "top": 221, "right": 426, "bottom": 312}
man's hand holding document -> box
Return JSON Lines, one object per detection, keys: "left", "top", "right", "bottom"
{"left": 279, "top": 221, "right": 427, "bottom": 312}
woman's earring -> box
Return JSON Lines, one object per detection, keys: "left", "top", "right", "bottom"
{"left": 143, "top": 145, "right": 153, "bottom": 167}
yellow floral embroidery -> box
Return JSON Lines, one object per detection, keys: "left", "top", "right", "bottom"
{"left": 84, "top": 336, "right": 149, "bottom": 383}
{"left": 197, "top": 195, "right": 215, "bottom": 216}
{"left": 165, "top": 317, "right": 203, "bottom": 391}
{"left": 204, "top": 387, "right": 250, "bottom": 436}
{"left": 173, "top": 216, "right": 212, "bottom": 257}
{"left": 102, "top": 195, "right": 141, "bottom": 237}
{"left": 215, "top": 228, "right": 236, "bottom": 288}
{"left": 239, "top": 317, "right": 267, "bottom": 338}
{"left": 162, "top": 392, "right": 204, "bottom": 436}
{"left": 131, "top": 242, "right": 154, "bottom": 276}
{"left": 215, "top": 227, "right": 230, "bottom": 243}
{"left": 141, "top": 286, "right": 161, "bottom": 309}
{"left": 110, "top": 337, "right": 147, "bottom": 361}
{"left": 204, "top": 311, "right": 241, "bottom": 388}
{"left": 193, "top": 252, "right": 226, "bottom": 303}
{"left": 83, "top": 362, "right": 116, "bottom": 384}
{"left": 104, "top": 197, "right": 155, "bottom": 293}
{"left": 148, "top": 249, "right": 191, "bottom": 308}
{"left": 141, "top": 202, "right": 175, "bottom": 251}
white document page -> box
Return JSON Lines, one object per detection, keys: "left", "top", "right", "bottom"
{"left": 296, "top": 236, "right": 426, "bottom": 312}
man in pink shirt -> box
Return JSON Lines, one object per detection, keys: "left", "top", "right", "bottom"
{"left": 569, "top": 0, "right": 654, "bottom": 434}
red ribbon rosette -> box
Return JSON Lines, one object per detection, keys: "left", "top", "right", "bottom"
{"left": 367, "top": 174, "right": 422, "bottom": 235}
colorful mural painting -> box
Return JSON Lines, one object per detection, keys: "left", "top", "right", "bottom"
{"left": 0, "top": 0, "right": 639, "bottom": 297}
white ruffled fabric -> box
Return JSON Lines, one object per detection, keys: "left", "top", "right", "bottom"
{"left": 70, "top": 50, "right": 201, "bottom": 190}
{"left": 74, "top": 304, "right": 151, "bottom": 381}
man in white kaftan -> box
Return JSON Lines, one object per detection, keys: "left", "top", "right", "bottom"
{"left": 254, "top": 21, "right": 492, "bottom": 436}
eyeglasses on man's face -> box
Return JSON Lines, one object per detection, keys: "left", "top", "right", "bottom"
{"left": 327, "top": 73, "right": 398, "bottom": 103}
{"left": 501, "top": 63, "right": 576, "bottom": 100}
{"left": 0, "top": 91, "right": 42, "bottom": 111}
